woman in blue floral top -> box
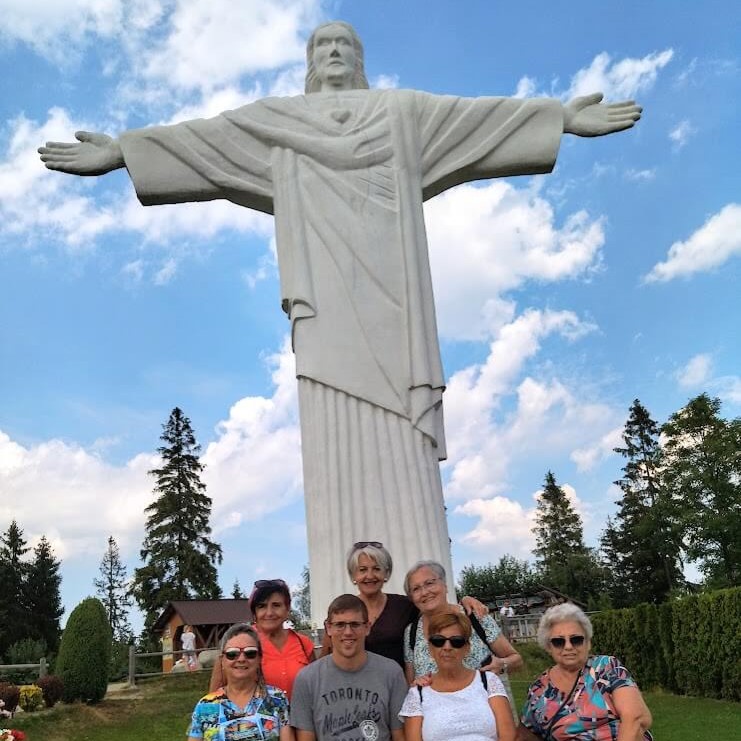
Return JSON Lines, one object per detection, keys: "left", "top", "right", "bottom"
{"left": 188, "top": 623, "right": 294, "bottom": 741}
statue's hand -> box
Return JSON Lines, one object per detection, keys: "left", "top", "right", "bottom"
{"left": 563, "top": 93, "right": 642, "bottom": 137}
{"left": 38, "top": 131, "right": 124, "bottom": 175}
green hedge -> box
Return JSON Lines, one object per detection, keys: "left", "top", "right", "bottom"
{"left": 592, "top": 587, "right": 740, "bottom": 700}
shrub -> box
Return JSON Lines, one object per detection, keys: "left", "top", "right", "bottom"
{"left": 36, "top": 675, "right": 64, "bottom": 708}
{"left": 18, "top": 685, "right": 43, "bottom": 713}
{"left": 55, "top": 598, "right": 112, "bottom": 704}
{"left": 5, "top": 638, "right": 47, "bottom": 666}
{"left": 593, "top": 586, "right": 741, "bottom": 700}
{"left": 0, "top": 683, "right": 20, "bottom": 714}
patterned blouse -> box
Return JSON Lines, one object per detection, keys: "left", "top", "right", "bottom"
{"left": 520, "top": 655, "right": 652, "bottom": 741}
{"left": 187, "top": 685, "right": 289, "bottom": 740}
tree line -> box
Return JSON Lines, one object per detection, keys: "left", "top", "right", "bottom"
{"left": 459, "top": 393, "right": 740, "bottom": 609}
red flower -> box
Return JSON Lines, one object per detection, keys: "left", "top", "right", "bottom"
{"left": 11, "top": 731, "right": 26, "bottom": 740}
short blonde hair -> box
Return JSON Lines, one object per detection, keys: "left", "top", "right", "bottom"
{"left": 346, "top": 543, "right": 393, "bottom": 579}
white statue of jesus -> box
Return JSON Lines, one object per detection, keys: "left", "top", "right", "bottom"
{"left": 40, "top": 21, "right": 641, "bottom": 621}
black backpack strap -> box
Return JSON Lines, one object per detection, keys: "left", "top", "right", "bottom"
{"left": 417, "top": 684, "right": 423, "bottom": 703}
{"left": 468, "top": 612, "right": 491, "bottom": 646}
{"left": 409, "top": 617, "right": 419, "bottom": 653}
{"left": 480, "top": 670, "right": 488, "bottom": 690}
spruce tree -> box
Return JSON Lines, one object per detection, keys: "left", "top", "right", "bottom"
{"left": 662, "top": 394, "right": 741, "bottom": 587}
{"left": 231, "top": 579, "right": 245, "bottom": 599}
{"left": 133, "top": 407, "right": 223, "bottom": 629}
{"left": 25, "top": 536, "right": 64, "bottom": 653}
{"left": 605, "top": 399, "right": 683, "bottom": 605}
{"left": 0, "top": 521, "right": 30, "bottom": 656}
{"left": 532, "top": 471, "right": 603, "bottom": 602}
{"left": 94, "top": 536, "right": 133, "bottom": 640}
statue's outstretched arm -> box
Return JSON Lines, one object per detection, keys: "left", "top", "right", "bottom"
{"left": 563, "top": 93, "right": 642, "bottom": 137}
{"left": 38, "top": 131, "right": 125, "bottom": 176}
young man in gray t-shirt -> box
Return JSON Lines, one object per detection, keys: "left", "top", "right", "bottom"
{"left": 291, "top": 594, "right": 407, "bottom": 741}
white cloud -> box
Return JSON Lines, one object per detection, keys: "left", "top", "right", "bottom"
{"left": 202, "top": 338, "right": 302, "bottom": 528}
{"left": 140, "top": 0, "right": 321, "bottom": 92}
{"left": 425, "top": 181, "right": 605, "bottom": 340}
{"left": 456, "top": 496, "right": 535, "bottom": 558}
{"left": 625, "top": 168, "right": 656, "bottom": 182}
{"left": 567, "top": 49, "right": 674, "bottom": 100}
{"left": 669, "top": 119, "right": 696, "bottom": 150}
{"left": 676, "top": 353, "right": 713, "bottom": 388}
{"left": 0, "top": 338, "right": 302, "bottom": 558}
{"left": 571, "top": 426, "right": 623, "bottom": 472}
{"left": 0, "top": 0, "right": 128, "bottom": 62}
{"left": 644, "top": 203, "right": 741, "bottom": 282}
{"left": 441, "top": 308, "right": 622, "bottom": 512}
{"left": 456, "top": 481, "right": 590, "bottom": 557}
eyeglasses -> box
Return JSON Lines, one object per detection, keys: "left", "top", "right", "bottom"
{"left": 253, "top": 578, "right": 288, "bottom": 589}
{"left": 353, "top": 541, "right": 383, "bottom": 550}
{"left": 409, "top": 577, "right": 441, "bottom": 596}
{"left": 549, "top": 635, "right": 586, "bottom": 649}
{"left": 429, "top": 634, "right": 467, "bottom": 649}
{"left": 223, "top": 647, "right": 260, "bottom": 661}
{"left": 327, "top": 620, "right": 367, "bottom": 632}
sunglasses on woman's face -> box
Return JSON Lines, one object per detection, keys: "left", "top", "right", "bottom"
{"left": 549, "top": 635, "right": 586, "bottom": 649}
{"left": 429, "top": 634, "right": 467, "bottom": 649}
{"left": 223, "top": 647, "right": 260, "bottom": 661}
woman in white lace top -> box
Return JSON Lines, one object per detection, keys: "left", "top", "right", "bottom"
{"left": 399, "top": 610, "right": 515, "bottom": 741}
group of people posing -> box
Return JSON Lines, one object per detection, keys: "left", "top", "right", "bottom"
{"left": 187, "top": 542, "right": 653, "bottom": 741}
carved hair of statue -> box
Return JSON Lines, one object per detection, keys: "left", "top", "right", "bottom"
{"left": 304, "top": 21, "right": 370, "bottom": 94}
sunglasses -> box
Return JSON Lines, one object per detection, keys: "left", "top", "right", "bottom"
{"left": 353, "top": 541, "right": 383, "bottom": 550}
{"left": 549, "top": 635, "right": 586, "bottom": 649}
{"left": 223, "top": 647, "right": 260, "bottom": 661}
{"left": 429, "top": 634, "right": 467, "bottom": 649}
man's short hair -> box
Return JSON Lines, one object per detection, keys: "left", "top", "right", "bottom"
{"left": 326, "top": 593, "right": 369, "bottom": 623}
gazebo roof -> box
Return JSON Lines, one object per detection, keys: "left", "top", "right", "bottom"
{"left": 152, "top": 599, "right": 251, "bottom": 633}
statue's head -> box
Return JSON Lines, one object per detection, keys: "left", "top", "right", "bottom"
{"left": 305, "top": 21, "right": 369, "bottom": 93}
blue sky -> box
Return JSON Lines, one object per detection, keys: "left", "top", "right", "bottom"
{"left": 1, "top": 0, "right": 739, "bottom": 630}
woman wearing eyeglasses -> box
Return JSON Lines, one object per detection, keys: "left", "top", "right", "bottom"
{"left": 518, "top": 604, "right": 652, "bottom": 741}
{"left": 403, "top": 561, "right": 521, "bottom": 714}
{"left": 400, "top": 610, "right": 515, "bottom": 741}
{"left": 331, "top": 542, "right": 487, "bottom": 669}
{"left": 210, "top": 579, "right": 315, "bottom": 699}
{"left": 189, "top": 623, "right": 294, "bottom": 741}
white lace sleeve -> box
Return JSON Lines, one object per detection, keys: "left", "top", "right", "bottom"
{"left": 485, "top": 672, "right": 508, "bottom": 698}
{"left": 399, "top": 685, "right": 423, "bottom": 718}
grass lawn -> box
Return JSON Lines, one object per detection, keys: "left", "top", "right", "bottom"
{"left": 7, "top": 660, "right": 741, "bottom": 740}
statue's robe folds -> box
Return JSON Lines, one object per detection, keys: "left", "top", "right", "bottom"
{"left": 119, "top": 90, "right": 563, "bottom": 619}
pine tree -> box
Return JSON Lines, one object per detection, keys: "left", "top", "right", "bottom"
{"left": 605, "top": 399, "right": 683, "bottom": 605}
{"left": 25, "top": 536, "right": 64, "bottom": 653}
{"left": 662, "top": 394, "right": 741, "bottom": 587}
{"left": 132, "top": 407, "right": 223, "bottom": 629}
{"left": 532, "top": 471, "right": 603, "bottom": 602}
{"left": 231, "top": 579, "right": 245, "bottom": 599}
{"left": 94, "top": 536, "right": 133, "bottom": 640}
{"left": 0, "top": 521, "right": 31, "bottom": 656}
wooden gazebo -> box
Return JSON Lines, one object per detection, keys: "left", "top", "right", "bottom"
{"left": 153, "top": 599, "right": 251, "bottom": 672}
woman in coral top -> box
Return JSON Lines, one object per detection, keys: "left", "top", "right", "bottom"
{"left": 210, "top": 579, "right": 314, "bottom": 699}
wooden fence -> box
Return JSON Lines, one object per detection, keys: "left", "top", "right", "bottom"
{"left": 0, "top": 658, "right": 48, "bottom": 679}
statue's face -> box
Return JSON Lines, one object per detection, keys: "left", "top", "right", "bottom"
{"left": 312, "top": 23, "right": 357, "bottom": 90}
